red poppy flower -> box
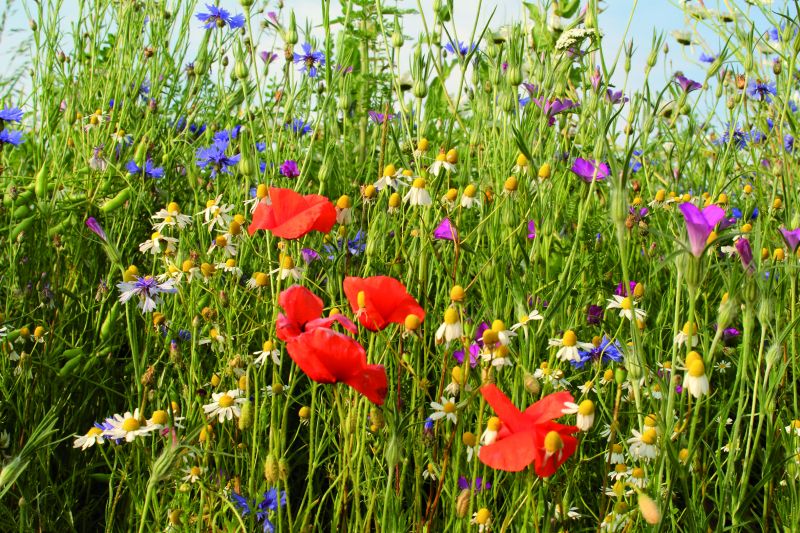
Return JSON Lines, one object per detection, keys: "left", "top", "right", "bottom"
{"left": 478, "top": 384, "right": 578, "bottom": 476}
{"left": 248, "top": 187, "right": 336, "bottom": 239}
{"left": 343, "top": 276, "right": 425, "bottom": 331}
{"left": 276, "top": 285, "right": 356, "bottom": 342}
{"left": 286, "top": 327, "right": 388, "bottom": 405}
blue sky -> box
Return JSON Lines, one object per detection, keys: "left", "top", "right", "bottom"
{"left": 0, "top": 0, "right": 779, "bottom": 95}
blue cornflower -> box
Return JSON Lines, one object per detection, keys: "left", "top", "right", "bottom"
{"left": 717, "top": 123, "right": 750, "bottom": 150}
{"left": 444, "top": 41, "right": 476, "bottom": 57}
{"left": 178, "top": 329, "right": 192, "bottom": 341}
{"left": 293, "top": 43, "right": 325, "bottom": 78}
{"left": 287, "top": 119, "right": 312, "bottom": 136}
{"left": 0, "top": 129, "right": 24, "bottom": 146}
{"left": 230, "top": 492, "right": 251, "bottom": 517}
{"left": 196, "top": 140, "right": 241, "bottom": 177}
{"left": 323, "top": 230, "right": 366, "bottom": 259}
{"left": 746, "top": 80, "right": 777, "bottom": 103}
{"left": 629, "top": 149, "right": 643, "bottom": 172}
{"left": 125, "top": 159, "right": 165, "bottom": 179}
{"left": 256, "top": 488, "right": 287, "bottom": 533}
{"left": 196, "top": 4, "right": 245, "bottom": 30}
{"left": 423, "top": 417, "right": 434, "bottom": 433}
{"left": 785, "top": 134, "right": 795, "bottom": 153}
{"left": 571, "top": 336, "right": 623, "bottom": 369}
{"left": 0, "top": 106, "right": 23, "bottom": 123}
{"left": 699, "top": 52, "right": 716, "bottom": 64}
{"left": 256, "top": 141, "right": 267, "bottom": 152}
{"left": 213, "top": 125, "right": 242, "bottom": 144}
{"left": 116, "top": 276, "right": 177, "bottom": 313}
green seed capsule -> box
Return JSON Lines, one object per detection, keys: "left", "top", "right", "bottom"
{"left": 100, "top": 187, "right": 132, "bottom": 213}
{"left": 100, "top": 305, "right": 119, "bottom": 341}
{"left": 238, "top": 400, "right": 253, "bottom": 430}
{"left": 12, "top": 203, "right": 32, "bottom": 219}
{"left": 10, "top": 216, "right": 35, "bottom": 241}
{"left": 34, "top": 166, "right": 49, "bottom": 199}
{"left": 59, "top": 353, "right": 85, "bottom": 377}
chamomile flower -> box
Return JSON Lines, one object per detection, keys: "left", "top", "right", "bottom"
{"left": 245, "top": 184, "right": 269, "bottom": 213}
{"left": 510, "top": 309, "right": 544, "bottom": 332}
{"left": 198, "top": 195, "right": 234, "bottom": 232}
{"left": 471, "top": 508, "right": 492, "bottom": 532}
{"left": 429, "top": 151, "right": 456, "bottom": 176}
{"left": 202, "top": 390, "right": 245, "bottom": 423}
{"left": 217, "top": 258, "right": 242, "bottom": 277}
{"left": 562, "top": 399, "right": 595, "bottom": 431}
{"left": 608, "top": 463, "right": 630, "bottom": 481}
{"left": 404, "top": 178, "right": 432, "bottom": 206}
{"left": 684, "top": 358, "right": 709, "bottom": 398}
{"left": 387, "top": 192, "right": 402, "bottom": 214}
{"left": 481, "top": 344, "right": 513, "bottom": 368}
{"left": 435, "top": 307, "right": 463, "bottom": 344}
{"left": 422, "top": 462, "right": 439, "bottom": 481}
{"left": 489, "top": 319, "right": 516, "bottom": 346}
{"left": 335, "top": 195, "right": 353, "bottom": 224}
{"left": 253, "top": 340, "right": 280, "bottom": 366}
{"left": 462, "top": 432, "right": 479, "bottom": 462}
{"left": 374, "top": 164, "right": 404, "bottom": 191}
{"left": 103, "top": 409, "right": 158, "bottom": 442}
{"left": 674, "top": 321, "right": 699, "bottom": 347}
{"left": 607, "top": 443, "right": 625, "bottom": 464}
{"left": 73, "top": 426, "right": 105, "bottom": 450}
{"left": 272, "top": 255, "right": 303, "bottom": 281}
{"left": 627, "top": 466, "right": 649, "bottom": 489}
{"left": 714, "top": 360, "right": 731, "bottom": 374}
{"left": 152, "top": 202, "right": 192, "bottom": 231}
{"left": 247, "top": 271, "right": 270, "bottom": 290}
{"left": 157, "top": 262, "right": 185, "bottom": 284}
{"left": 549, "top": 330, "right": 594, "bottom": 363}
{"left": 183, "top": 465, "right": 204, "bottom": 484}
{"left": 413, "top": 138, "right": 430, "bottom": 158}
{"left": 627, "top": 428, "right": 659, "bottom": 461}
{"left": 139, "top": 232, "right": 178, "bottom": 255}
{"left": 199, "top": 328, "right": 226, "bottom": 351}
{"left": 481, "top": 417, "right": 501, "bottom": 445}
{"left": 32, "top": 326, "right": 47, "bottom": 343}
{"left": 553, "top": 503, "right": 582, "bottom": 520}
{"left": 429, "top": 396, "right": 458, "bottom": 424}
{"left": 513, "top": 153, "right": 530, "bottom": 174}
{"left": 606, "top": 295, "right": 646, "bottom": 322}
{"left": 460, "top": 184, "right": 482, "bottom": 209}
{"left": 207, "top": 234, "right": 237, "bottom": 256}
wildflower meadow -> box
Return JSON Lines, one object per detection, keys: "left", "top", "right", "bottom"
{"left": 2, "top": 0, "right": 800, "bottom": 530}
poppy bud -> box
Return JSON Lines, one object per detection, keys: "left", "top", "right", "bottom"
{"left": 614, "top": 367, "right": 627, "bottom": 385}
{"left": 523, "top": 372, "right": 540, "bottom": 394}
{"left": 385, "top": 435, "right": 402, "bottom": 468}
{"left": 238, "top": 400, "right": 253, "bottom": 430}
{"left": 264, "top": 453, "right": 280, "bottom": 483}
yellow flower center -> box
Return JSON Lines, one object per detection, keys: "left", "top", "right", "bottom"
{"left": 412, "top": 177, "right": 426, "bottom": 189}
{"left": 167, "top": 201, "right": 180, "bottom": 213}
{"left": 225, "top": 259, "right": 236, "bottom": 268}
{"left": 206, "top": 199, "right": 216, "bottom": 208}
{"left": 435, "top": 152, "right": 446, "bottom": 162}
{"left": 33, "top": 326, "right": 45, "bottom": 339}
{"left": 404, "top": 314, "right": 421, "bottom": 331}
{"left": 151, "top": 231, "right": 161, "bottom": 240}
{"left": 229, "top": 221, "right": 242, "bottom": 235}
{"left": 201, "top": 263, "right": 215, "bottom": 276}
{"left": 281, "top": 256, "right": 295, "bottom": 269}
{"left": 562, "top": 330, "right": 577, "bottom": 347}
{"left": 612, "top": 443, "right": 623, "bottom": 453}
{"left": 641, "top": 428, "right": 658, "bottom": 445}
{"left": 688, "top": 359, "right": 705, "bottom": 377}
{"left": 615, "top": 463, "right": 628, "bottom": 473}
{"left": 619, "top": 297, "right": 633, "bottom": 310}
{"left": 538, "top": 163, "right": 551, "bottom": 179}
{"left": 215, "top": 235, "right": 227, "bottom": 247}
{"left": 516, "top": 153, "right": 528, "bottom": 167}
{"left": 682, "top": 322, "right": 697, "bottom": 336}
{"left": 151, "top": 410, "right": 168, "bottom": 426}
{"left": 383, "top": 163, "right": 396, "bottom": 177}
{"left": 182, "top": 259, "right": 194, "bottom": 272}
{"left": 462, "top": 431, "right": 477, "bottom": 447}
{"left": 446, "top": 149, "right": 458, "bottom": 164}
{"left": 209, "top": 328, "right": 219, "bottom": 339}
{"left": 418, "top": 138, "right": 429, "bottom": 151}
{"left": 121, "top": 417, "right": 140, "bottom": 432}
{"left": 544, "top": 431, "right": 563, "bottom": 453}
{"left": 337, "top": 195, "right": 351, "bottom": 209}
{"left": 263, "top": 340, "right": 274, "bottom": 352}
{"left": 655, "top": 189, "right": 666, "bottom": 202}
{"left": 299, "top": 406, "right": 311, "bottom": 419}
{"left": 474, "top": 508, "right": 490, "bottom": 525}
{"left": 486, "top": 416, "right": 501, "bottom": 431}
{"left": 443, "top": 401, "right": 457, "bottom": 414}
{"left": 190, "top": 466, "right": 202, "bottom": 477}
{"left": 255, "top": 272, "right": 269, "bottom": 287}
{"left": 482, "top": 329, "right": 499, "bottom": 346}
{"left": 87, "top": 427, "right": 104, "bottom": 437}
{"left": 603, "top": 369, "right": 614, "bottom": 382}
{"left": 578, "top": 400, "right": 595, "bottom": 416}
{"left": 685, "top": 351, "right": 701, "bottom": 366}
{"left": 504, "top": 176, "right": 518, "bottom": 191}
{"left": 444, "top": 308, "right": 460, "bottom": 325}
{"left": 388, "top": 193, "right": 401, "bottom": 207}
{"left": 631, "top": 467, "right": 645, "bottom": 479}
{"left": 451, "top": 366, "right": 463, "bottom": 384}
{"left": 464, "top": 184, "right": 477, "bottom": 198}
{"left": 218, "top": 394, "right": 234, "bottom": 408}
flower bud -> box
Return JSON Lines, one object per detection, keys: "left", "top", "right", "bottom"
{"left": 238, "top": 400, "right": 253, "bottom": 430}
{"left": 264, "top": 454, "right": 280, "bottom": 483}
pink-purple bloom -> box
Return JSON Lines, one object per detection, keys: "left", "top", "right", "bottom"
{"left": 571, "top": 157, "right": 609, "bottom": 182}
{"left": 85, "top": 217, "right": 107, "bottom": 242}
{"left": 678, "top": 202, "right": 725, "bottom": 257}
{"left": 675, "top": 74, "right": 702, "bottom": 93}
{"left": 735, "top": 237, "right": 754, "bottom": 274}
{"left": 527, "top": 220, "right": 536, "bottom": 239}
{"left": 780, "top": 228, "right": 800, "bottom": 252}
{"left": 280, "top": 160, "right": 300, "bottom": 178}
{"left": 433, "top": 218, "right": 458, "bottom": 241}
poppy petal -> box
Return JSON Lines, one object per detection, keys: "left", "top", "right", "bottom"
{"left": 479, "top": 384, "right": 529, "bottom": 433}
{"left": 289, "top": 327, "right": 367, "bottom": 384}
{"left": 285, "top": 335, "right": 337, "bottom": 384}
{"left": 343, "top": 276, "right": 425, "bottom": 332}
{"left": 248, "top": 187, "right": 336, "bottom": 239}
{"left": 278, "top": 285, "right": 324, "bottom": 331}
{"left": 344, "top": 364, "right": 388, "bottom": 405}
{"left": 305, "top": 314, "right": 358, "bottom": 335}
{"left": 523, "top": 390, "right": 575, "bottom": 425}
{"left": 478, "top": 430, "right": 538, "bottom": 472}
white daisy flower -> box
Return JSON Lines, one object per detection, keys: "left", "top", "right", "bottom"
{"left": 403, "top": 178, "right": 432, "bottom": 206}
{"left": 460, "top": 184, "right": 482, "bottom": 209}
{"left": 202, "top": 390, "right": 245, "bottom": 423}
{"left": 152, "top": 202, "right": 192, "bottom": 231}
{"left": 429, "top": 396, "right": 458, "bottom": 424}
{"left": 198, "top": 195, "right": 234, "bottom": 232}
{"left": 606, "top": 295, "right": 646, "bottom": 322}
{"left": 562, "top": 399, "right": 595, "bottom": 431}
{"left": 785, "top": 420, "right": 800, "bottom": 437}
{"left": 103, "top": 409, "right": 158, "bottom": 442}
{"left": 627, "top": 428, "right": 659, "bottom": 461}
{"left": 207, "top": 234, "right": 237, "bottom": 256}
{"left": 272, "top": 256, "right": 303, "bottom": 281}
{"left": 435, "top": 307, "right": 463, "bottom": 344}
{"left": 510, "top": 309, "right": 544, "bottom": 331}
{"left": 139, "top": 232, "right": 178, "bottom": 255}
{"left": 253, "top": 340, "right": 281, "bottom": 367}
{"left": 216, "top": 258, "right": 243, "bottom": 277}
{"left": 73, "top": 426, "right": 105, "bottom": 450}
{"left": 549, "top": 330, "right": 594, "bottom": 362}
{"left": 182, "top": 465, "right": 204, "bottom": 484}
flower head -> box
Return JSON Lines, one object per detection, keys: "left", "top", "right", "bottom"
{"left": 675, "top": 74, "right": 702, "bottom": 93}
{"left": 196, "top": 140, "right": 241, "bottom": 177}
{"left": 196, "top": 4, "right": 245, "bottom": 30}
{"left": 571, "top": 157, "right": 609, "bottom": 182}
{"left": 116, "top": 276, "right": 177, "bottom": 313}
{"left": 433, "top": 218, "right": 458, "bottom": 241}
{"left": 293, "top": 43, "right": 326, "bottom": 77}
{"left": 679, "top": 202, "right": 726, "bottom": 257}
{"left": 343, "top": 276, "right": 425, "bottom": 331}
{"left": 248, "top": 187, "right": 336, "bottom": 239}
{"left": 125, "top": 159, "right": 164, "bottom": 179}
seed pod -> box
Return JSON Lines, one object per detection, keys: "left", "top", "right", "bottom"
{"left": 278, "top": 458, "right": 289, "bottom": 481}
{"left": 238, "top": 400, "right": 253, "bottom": 430}
{"left": 13, "top": 204, "right": 31, "bottom": 219}
{"left": 11, "top": 216, "right": 35, "bottom": 241}
{"left": 264, "top": 454, "right": 280, "bottom": 483}
{"left": 100, "top": 187, "right": 132, "bottom": 213}
{"left": 100, "top": 304, "right": 119, "bottom": 340}
{"left": 34, "top": 166, "right": 49, "bottom": 199}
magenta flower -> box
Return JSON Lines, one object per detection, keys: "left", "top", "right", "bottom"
{"left": 280, "top": 160, "right": 300, "bottom": 178}
{"left": 85, "top": 217, "right": 107, "bottom": 242}
{"left": 675, "top": 74, "right": 702, "bottom": 93}
{"left": 780, "top": 228, "right": 800, "bottom": 252}
{"left": 433, "top": 218, "right": 458, "bottom": 241}
{"left": 735, "top": 237, "right": 754, "bottom": 274}
{"left": 571, "top": 157, "right": 609, "bottom": 182}
{"left": 678, "top": 202, "right": 725, "bottom": 257}
{"left": 527, "top": 220, "right": 536, "bottom": 239}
